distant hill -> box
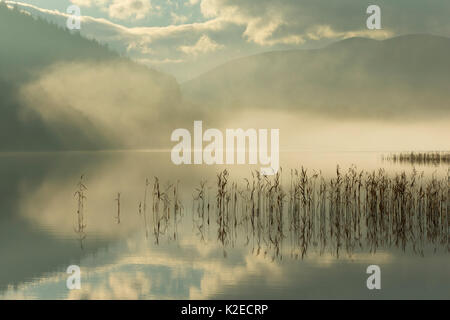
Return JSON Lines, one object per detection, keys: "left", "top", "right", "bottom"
{"left": 181, "top": 34, "right": 450, "bottom": 119}
{"left": 0, "top": 4, "right": 181, "bottom": 151}
{"left": 0, "top": 3, "right": 118, "bottom": 82}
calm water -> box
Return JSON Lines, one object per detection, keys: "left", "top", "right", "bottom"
{"left": 0, "top": 151, "right": 448, "bottom": 299}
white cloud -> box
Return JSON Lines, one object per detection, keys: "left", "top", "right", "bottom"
{"left": 178, "top": 35, "right": 223, "bottom": 56}
{"left": 70, "top": 0, "right": 110, "bottom": 7}
{"left": 8, "top": 0, "right": 450, "bottom": 81}
{"left": 306, "top": 25, "right": 392, "bottom": 41}
{"left": 70, "top": 0, "right": 153, "bottom": 21}
{"left": 135, "top": 57, "right": 184, "bottom": 64}
{"left": 171, "top": 12, "right": 188, "bottom": 24}
{"left": 196, "top": 0, "right": 308, "bottom": 45}
{"left": 108, "top": 0, "right": 152, "bottom": 21}
{"left": 126, "top": 40, "right": 153, "bottom": 54}
{"left": 197, "top": 0, "right": 394, "bottom": 46}
{"left": 186, "top": 0, "right": 200, "bottom": 6}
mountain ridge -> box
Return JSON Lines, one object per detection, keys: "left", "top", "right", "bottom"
{"left": 181, "top": 34, "right": 450, "bottom": 119}
{"left": 0, "top": 4, "right": 182, "bottom": 151}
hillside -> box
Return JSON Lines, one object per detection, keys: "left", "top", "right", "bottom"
{"left": 0, "top": 4, "right": 181, "bottom": 151}
{"left": 181, "top": 34, "right": 450, "bottom": 119}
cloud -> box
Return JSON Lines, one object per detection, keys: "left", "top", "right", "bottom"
{"left": 68, "top": 272, "right": 153, "bottom": 300}
{"left": 171, "top": 12, "right": 188, "bottom": 24}
{"left": 70, "top": 0, "right": 153, "bottom": 21}
{"left": 7, "top": 0, "right": 450, "bottom": 81}
{"left": 186, "top": 0, "right": 200, "bottom": 6}
{"left": 108, "top": 0, "right": 152, "bottom": 21}
{"left": 306, "top": 25, "right": 392, "bottom": 41}
{"left": 136, "top": 57, "right": 184, "bottom": 64}
{"left": 197, "top": 0, "right": 378, "bottom": 45}
{"left": 197, "top": 0, "right": 450, "bottom": 45}
{"left": 179, "top": 35, "right": 223, "bottom": 56}
{"left": 70, "top": 0, "right": 110, "bottom": 7}
{"left": 126, "top": 39, "right": 154, "bottom": 54}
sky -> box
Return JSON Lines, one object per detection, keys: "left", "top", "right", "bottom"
{"left": 4, "top": 0, "right": 450, "bottom": 81}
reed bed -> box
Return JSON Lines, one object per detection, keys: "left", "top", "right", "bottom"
{"left": 191, "top": 167, "right": 448, "bottom": 259}
{"left": 383, "top": 151, "right": 450, "bottom": 166}
{"left": 149, "top": 177, "right": 183, "bottom": 244}
{"left": 75, "top": 167, "right": 448, "bottom": 258}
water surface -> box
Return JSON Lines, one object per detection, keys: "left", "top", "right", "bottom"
{"left": 0, "top": 151, "right": 448, "bottom": 299}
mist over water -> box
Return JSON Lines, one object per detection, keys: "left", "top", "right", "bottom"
{"left": 0, "top": 151, "right": 448, "bottom": 299}
{"left": 2, "top": 41, "right": 449, "bottom": 300}
{"left": 17, "top": 61, "right": 450, "bottom": 152}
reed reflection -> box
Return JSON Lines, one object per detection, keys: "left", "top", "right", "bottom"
{"left": 143, "top": 166, "right": 449, "bottom": 260}
{"left": 73, "top": 175, "right": 87, "bottom": 249}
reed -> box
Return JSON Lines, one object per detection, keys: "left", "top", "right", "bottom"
{"left": 150, "top": 177, "right": 183, "bottom": 243}
{"left": 73, "top": 175, "right": 87, "bottom": 248}
{"left": 383, "top": 151, "right": 450, "bottom": 166}
{"left": 75, "top": 166, "right": 448, "bottom": 258}
{"left": 191, "top": 167, "right": 448, "bottom": 259}
{"left": 115, "top": 192, "right": 121, "bottom": 224}
{"left": 138, "top": 178, "right": 150, "bottom": 239}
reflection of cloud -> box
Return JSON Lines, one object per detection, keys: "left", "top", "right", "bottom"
{"left": 0, "top": 227, "right": 399, "bottom": 300}
{"left": 1, "top": 287, "right": 27, "bottom": 300}
{"left": 5, "top": 185, "right": 450, "bottom": 301}
{"left": 68, "top": 272, "right": 152, "bottom": 299}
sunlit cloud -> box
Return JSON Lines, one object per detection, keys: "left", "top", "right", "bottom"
{"left": 6, "top": 0, "right": 450, "bottom": 80}
{"left": 70, "top": 0, "right": 110, "bottom": 8}
{"left": 108, "top": 0, "right": 152, "bottom": 21}
{"left": 171, "top": 11, "right": 188, "bottom": 24}
{"left": 179, "top": 34, "right": 223, "bottom": 56}
{"left": 306, "top": 25, "right": 393, "bottom": 41}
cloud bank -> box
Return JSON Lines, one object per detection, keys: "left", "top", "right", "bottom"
{"left": 7, "top": 0, "right": 450, "bottom": 80}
